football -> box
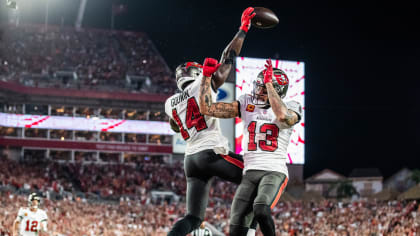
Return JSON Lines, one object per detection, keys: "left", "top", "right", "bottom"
{"left": 251, "top": 7, "right": 279, "bottom": 29}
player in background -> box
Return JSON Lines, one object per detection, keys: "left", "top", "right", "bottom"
{"left": 191, "top": 221, "right": 223, "bottom": 236}
{"left": 13, "top": 193, "right": 49, "bottom": 236}
{"left": 199, "top": 58, "right": 302, "bottom": 236}
{"left": 165, "top": 7, "right": 256, "bottom": 236}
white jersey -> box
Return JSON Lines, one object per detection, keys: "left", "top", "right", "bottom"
{"left": 238, "top": 94, "right": 302, "bottom": 177}
{"left": 16, "top": 207, "right": 48, "bottom": 236}
{"left": 165, "top": 76, "right": 230, "bottom": 155}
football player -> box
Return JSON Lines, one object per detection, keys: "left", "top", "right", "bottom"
{"left": 165, "top": 7, "right": 256, "bottom": 236}
{"left": 199, "top": 58, "right": 302, "bottom": 236}
{"left": 13, "top": 193, "right": 49, "bottom": 236}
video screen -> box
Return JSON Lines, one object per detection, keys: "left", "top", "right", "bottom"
{"left": 235, "top": 57, "right": 305, "bottom": 164}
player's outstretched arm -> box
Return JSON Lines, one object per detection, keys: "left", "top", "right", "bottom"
{"left": 264, "top": 59, "right": 299, "bottom": 126}
{"left": 212, "top": 7, "right": 256, "bottom": 89}
{"left": 199, "top": 58, "right": 239, "bottom": 118}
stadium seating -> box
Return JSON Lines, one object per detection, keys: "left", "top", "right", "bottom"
{"left": 1, "top": 157, "right": 419, "bottom": 235}
{"left": 0, "top": 24, "right": 176, "bottom": 94}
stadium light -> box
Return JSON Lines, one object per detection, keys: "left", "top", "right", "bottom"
{"left": 6, "top": 0, "right": 18, "bottom": 9}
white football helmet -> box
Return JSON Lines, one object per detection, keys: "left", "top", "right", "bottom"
{"left": 175, "top": 62, "right": 203, "bottom": 91}
{"left": 28, "top": 192, "right": 41, "bottom": 209}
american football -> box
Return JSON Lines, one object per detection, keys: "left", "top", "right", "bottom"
{"left": 251, "top": 7, "right": 279, "bottom": 29}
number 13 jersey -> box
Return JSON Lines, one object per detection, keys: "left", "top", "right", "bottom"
{"left": 165, "top": 77, "right": 230, "bottom": 156}
{"left": 237, "top": 94, "right": 302, "bottom": 178}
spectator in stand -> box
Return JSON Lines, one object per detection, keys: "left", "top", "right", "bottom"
{"left": 1, "top": 156, "right": 420, "bottom": 235}
{"left": 1, "top": 193, "right": 419, "bottom": 236}
{"left": 0, "top": 24, "right": 176, "bottom": 94}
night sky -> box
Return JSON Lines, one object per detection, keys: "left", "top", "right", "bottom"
{"left": 1, "top": 0, "right": 419, "bottom": 179}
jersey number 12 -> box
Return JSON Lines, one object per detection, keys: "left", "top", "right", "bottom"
{"left": 25, "top": 220, "right": 38, "bottom": 232}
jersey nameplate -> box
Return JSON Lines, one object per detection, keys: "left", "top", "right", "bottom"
{"left": 171, "top": 90, "right": 190, "bottom": 107}
{"left": 256, "top": 115, "right": 271, "bottom": 121}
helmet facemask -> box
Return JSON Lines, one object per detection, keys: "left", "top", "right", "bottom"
{"left": 252, "top": 68, "right": 289, "bottom": 108}
{"left": 28, "top": 193, "right": 40, "bottom": 210}
{"left": 175, "top": 62, "right": 203, "bottom": 91}
{"left": 252, "top": 78, "right": 270, "bottom": 108}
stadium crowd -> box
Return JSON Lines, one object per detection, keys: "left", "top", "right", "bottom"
{"left": 0, "top": 158, "right": 186, "bottom": 200}
{"left": 0, "top": 24, "right": 176, "bottom": 94}
{"left": 0, "top": 157, "right": 233, "bottom": 203}
{"left": 1, "top": 157, "right": 420, "bottom": 235}
{"left": 1, "top": 192, "right": 419, "bottom": 235}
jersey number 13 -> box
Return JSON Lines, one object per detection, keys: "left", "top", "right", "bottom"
{"left": 248, "top": 122, "right": 279, "bottom": 152}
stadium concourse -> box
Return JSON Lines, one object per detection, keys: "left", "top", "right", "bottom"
{"left": 1, "top": 24, "right": 420, "bottom": 236}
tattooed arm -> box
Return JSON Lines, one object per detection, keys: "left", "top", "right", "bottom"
{"left": 199, "top": 75, "right": 239, "bottom": 118}
{"left": 266, "top": 82, "right": 299, "bottom": 126}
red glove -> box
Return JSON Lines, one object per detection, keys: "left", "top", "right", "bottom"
{"left": 202, "top": 58, "right": 221, "bottom": 77}
{"left": 239, "top": 7, "right": 256, "bottom": 33}
{"left": 263, "top": 59, "right": 273, "bottom": 84}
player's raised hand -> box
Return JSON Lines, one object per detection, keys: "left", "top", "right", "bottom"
{"left": 240, "top": 7, "right": 256, "bottom": 33}
{"left": 202, "top": 58, "right": 221, "bottom": 77}
{"left": 263, "top": 59, "right": 274, "bottom": 84}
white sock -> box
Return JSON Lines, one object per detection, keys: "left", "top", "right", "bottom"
{"left": 247, "top": 229, "right": 256, "bottom": 236}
